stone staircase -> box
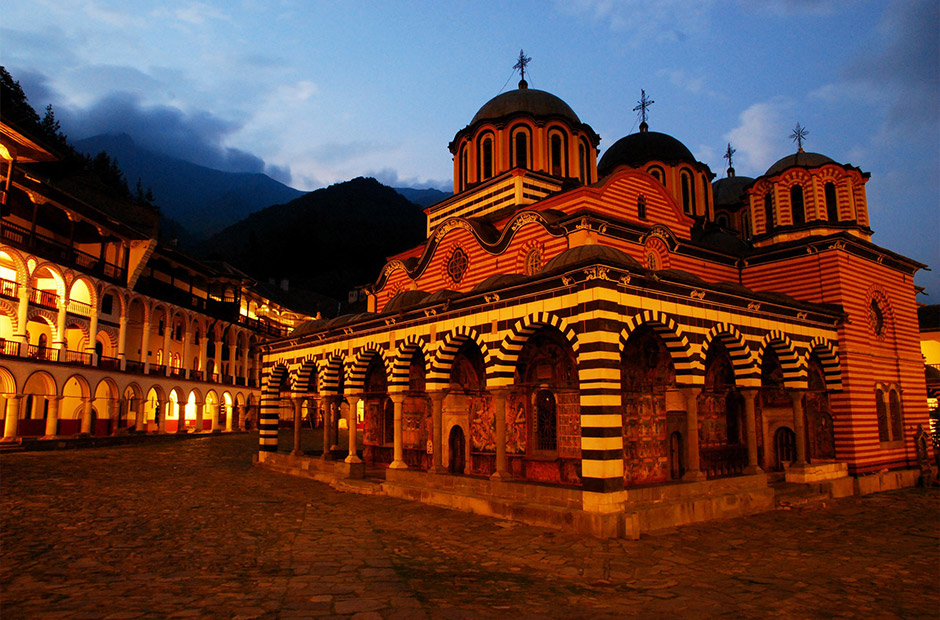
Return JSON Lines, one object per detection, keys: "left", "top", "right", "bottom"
{"left": 768, "top": 473, "right": 830, "bottom": 509}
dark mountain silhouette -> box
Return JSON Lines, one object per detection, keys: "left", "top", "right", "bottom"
{"left": 393, "top": 186, "right": 451, "bottom": 207}
{"left": 73, "top": 133, "right": 304, "bottom": 240}
{"left": 202, "top": 177, "right": 426, "bottom": 303}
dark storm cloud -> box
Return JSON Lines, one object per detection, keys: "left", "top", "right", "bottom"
{"left": 846, "top": 0, "right": 939, "bottom": 137}
{"left": 62, "top": 91, "right": 266, "bottom": 174}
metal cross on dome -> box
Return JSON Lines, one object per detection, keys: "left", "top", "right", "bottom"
{"left": 633, "top": 89, "right": 654, "bottom": 124}
{"left": 723, "top": 143, "right": 736, "bottom": 169}
{"left": 791, "top": 122, "right": 809, "bottom": 150}
{"left": 513, "top": 50, "right": 532, "bottom": 82}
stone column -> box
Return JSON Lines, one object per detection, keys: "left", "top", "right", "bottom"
{"left": 389, "top": 393, "right": 407, "bottom": 470}
{"left": 3, "top": 394, "right": 22, "bottom": 441}
{"left": 85, "top": 305, "right": 99, "bottom": 364}
{"left": 80, "top": 397, "right": 93, "bottom": 435}
{"left": 321, "top": 397, "right": 333, "bottom": 460}
{"left": 253, "top": 350, "right": 261, "bottom": 387}
{"left": 790, "top": 390, "right": 808, "bottom": 467}
{"left": 429, "top": 391, "right": 445, "bottom": 474}
{"left": 345, "top": 395, "right": 361, "bottom": 464}
{"left": 54, "top": 301, "right": 67, "bottom": 355}
{"left": 741, "top": 389, "right": 763, "bottom": 474}
{"left": 198, "top": 336, "right": 208, "bottom": 379}
{"left": 223, "top": 403, "right": 231, "bottom": 432}
{"left": 194, "top": 402, "right": 204, "bottom": 433}
{"left": 140, "top": 320, "right": 151, "bottom": 374}
{"left": 15, "top": 284, "right": 29, "bottom": 350}
{"left": 228, "top": 344, "right": 238, "bottom": 382}
{"left": 182, "top": 328, "right": 192, "bottom": 380}
{"left": 42, "top": 396, "right": 61, "bottom": 439}
{"left": 213, "top": 341, "right": 222, "bottom": 381}
{"left": 491, "top": 388, "right": 510, "bottom": 480}
{"left": 176, "top": 401, "right": 187, "bottom": 433}
{"left": 109, "top": 398, "right": 120, "bottom": 433}
{"left": 682, "top": 387, "right": 706, "bottom": 481}
{"left": 162, "top": 326, "right": 171, "bottom": 376}
{"left": 241, "top": 346, "right": 250, "bottom": 384}
{"left": 158, "top": 402, "right": 168, "bottom": 434}
{"left": 291, "top": 397, "right": 303, "bottom": 456}
{"left": 117, "top": 315, "right": 127, "bottom": 369}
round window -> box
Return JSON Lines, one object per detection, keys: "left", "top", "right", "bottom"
{"left": 447, "top": 247, "right": 469, "bottom": 284}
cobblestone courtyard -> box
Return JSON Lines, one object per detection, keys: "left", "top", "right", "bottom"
{"left": 2, "top": 433, "right": 937, "bottom": 620}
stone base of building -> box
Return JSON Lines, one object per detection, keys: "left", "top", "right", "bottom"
{"left": 624, "top": 474, "right": 776, "bottom": 534}
{"left": 786, "top": 461, "right": 848, "bottom": 483}
{"left": 853, "top": 468, "right": 920, "bottom": 495}
{"left": 255, "top": 454, "right": 922, "bottom": 539}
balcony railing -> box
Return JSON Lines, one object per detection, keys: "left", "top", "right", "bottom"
{"left": 237, "top": 314, "right": 290, "bottom": 337}
{"left": 1, "top": 219, "right": 126, "bottom": 283}
{"left": 149, "top": 363, "right": 166, "bottom": 376}
{"left": 700, "top": 444, "right": 748, "bottom": 479}
{"left": 98, "top": 355, "right": 121, "bottom": 370}
{"left": 29, "top": 288, "right": 59, "bottom": 309}
{"left": 67, "top": 298, "right": 92, "bottom": 317}
{"left": 62, "top": 349, "right": 92, "bottom": 365}
{"left": 27, "top": 345, "right": 58, "bottom": 361}
{"left": 0, "top": 339, "right": 20, "bottom": 356}
{"left": 125, "top": 360, "right": 144, "bottom": 374}
{"left": 0, "top": 277, "right": 17, "bottom": 299}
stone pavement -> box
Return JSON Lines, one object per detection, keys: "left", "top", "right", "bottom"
{"left": 1, "top": 432, "right": 937, "bottom": 620}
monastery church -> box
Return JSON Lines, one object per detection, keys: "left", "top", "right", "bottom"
{"left": 258, "top": 62, "right": 929, "bottom": 538}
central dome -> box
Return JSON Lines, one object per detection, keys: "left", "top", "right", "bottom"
{"left": 597, "top": 130, "right": 696, "bottom": 176}
{"left": 471, "top": 82, "right": 581, "bottom": 125}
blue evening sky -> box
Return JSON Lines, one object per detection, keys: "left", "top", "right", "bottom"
{"left": 3, "top": 0, "right": 938, "bottom": 296}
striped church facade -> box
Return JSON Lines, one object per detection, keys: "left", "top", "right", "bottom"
{"left": 255, "top": 79, "right": 929, "bottom": 537}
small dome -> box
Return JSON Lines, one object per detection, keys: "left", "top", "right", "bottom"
{"left": 765, "top": 151, "right": 835, "bottom": 177}
{"left": 471, "top": 84, "right": 581, "bottom": 125}
{"left": 383, "top": 290, "right": 430, "bottom": 312}
{"left": 713, "top": 175, "right": 755, "bottom": 208}
{"left": 543, "top": 244, "right": 642, "bottom": 273}
{"left": 598, "top": 130, "right": 697, "bottom": 176}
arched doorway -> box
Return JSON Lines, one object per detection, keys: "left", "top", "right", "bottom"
{"left": 361, "top": 355, "right": 390, "bottom": 466}
{"left": 449, "top": 425, "right": 466, "bottom": 474}
{"left": 804, "top": 355, "right": 835, "bottom": 461}
{"left": 699, "top": 341, "right": 747, "bottom": 478}
{"left": 621, "top": 325, "right": 675, "bottom": 486}
{"left": 511, "top": 327, "right": 579, "bottom": 484}
{"left": 446, "top": 340, "right": 487, "bottom": 476}
{"left": 774, "top": 426, "right": 796, "bottom": 471}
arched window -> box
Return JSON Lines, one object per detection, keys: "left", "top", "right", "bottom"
{"left": 825, "top": 182, "right": 838, "bottom": 222}
{"left": 637, "top": 194, "right": 647, "bottom": 220}
{"left": 716, "top": 213, "right": 729, "bottom": 228}
{"left": 480, "top": 136, "right": 494, "bottom": 180}
{"left": 875, "top": 387, "right": 890, "bottom": 442}
{"left": 646, "top": 252, "right": 659, "bottom": 270}
{"left": 790, "top": 185, "right": 805, "bottom": 225}
{"left": 535, "top": 389, "right": 557, "bottom": 451}
{"left": 888, "top": 388, "right": 903, "bottom": 441}
{"left": 578, "top": 141, "right": 589, "bottom": 184}
{"left": 764, "top": 192, "right": 775, "bottom": 233}
{"left": 681, "top": 171, "right": 693, "bottom": 214}
{"left": 649, "top": 166, "right": 664, "bottom": 184}
{"left": 742, "top": 211, "right": 751, "bottom": 239}
{"left": 870, "top": 298, "right": 885, "bottom": 336}
{"left": 550, "top": 134, "right": 564, "bottom": 176}
{"left": 513, "top": 130, "right": 529, "bottom": 169}
{"left": 458, "top": 145, "right": 467, "bottom": 191}
{"left": 524, "top": 248, "right": 541, "bottom": 276}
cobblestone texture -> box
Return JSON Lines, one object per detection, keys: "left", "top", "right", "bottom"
{"left": 2, "top": 432, "right": 937, "bottom": 619}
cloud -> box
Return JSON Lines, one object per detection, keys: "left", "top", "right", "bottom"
{"left": 555, "top": 0, "right": 715, "bottom": 43}
{"left": 49, "top": 89, "right": 291, "bottom": 183}
{"left": 724, "top": 99, "right": 793, "bottom": 176}
{"left": 843, "top": 0, "right": 939, "bottom": 143}
{"left": 366, "top": 168, "right": 450, "bottom": 192}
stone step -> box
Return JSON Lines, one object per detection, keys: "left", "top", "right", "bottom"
{"left": 330, "top": 478, "right": 386, "bottom": 496}
{"left": 772, "top": 481, "right": 829, "bottom": 509}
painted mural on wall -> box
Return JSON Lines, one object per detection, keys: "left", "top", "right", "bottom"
{"left": 804, "top": 359, "right": 835, "bottom": 460}
{"left": 621, "top": 325, "right": 676, "bottom": 486}
{"left": 469, "top": 394, "right": 495, "bottom": 452}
